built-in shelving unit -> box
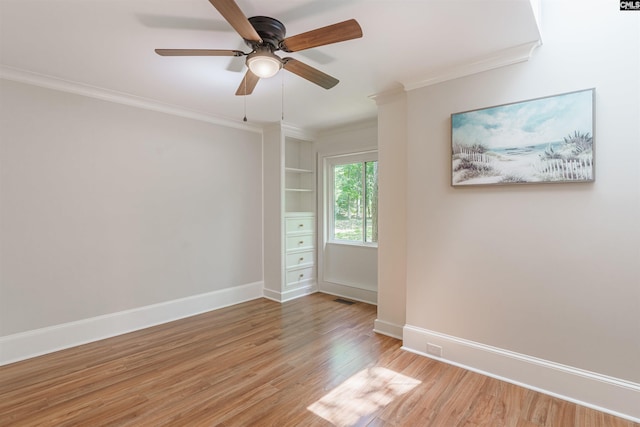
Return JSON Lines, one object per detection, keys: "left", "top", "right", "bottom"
{"left": 284, "top": 136, "right": 314, "bottom": 213}
{"left": 263, "top": 123, "right": 317, "bottom": 302}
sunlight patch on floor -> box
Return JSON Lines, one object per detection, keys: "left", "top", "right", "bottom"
{"left": 307, "top": 367, "right": 421, "bottom": 426}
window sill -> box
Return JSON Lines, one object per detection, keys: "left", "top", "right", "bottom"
{"left": 327, "top": 240, "right": 378, "bottom": 249}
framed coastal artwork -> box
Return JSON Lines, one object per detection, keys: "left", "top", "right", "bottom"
{"left": 451, "top": 88, "right": 595, "bottom": 186}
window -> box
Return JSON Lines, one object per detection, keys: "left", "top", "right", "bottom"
{"left": 327, "top": 152, "right": 378, "bottom": 245}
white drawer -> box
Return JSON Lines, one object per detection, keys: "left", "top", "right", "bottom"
{"left": 286, "top": 250, "right": 314, "bottom": 269}
{"left": 285, "top": 234, "right": 315, "bottom": 251}
{"left": 286, "top": 267, "right": 315, "bottom": 287}
{"left": 285, "top": 217, "right": 314, "bottom": 234}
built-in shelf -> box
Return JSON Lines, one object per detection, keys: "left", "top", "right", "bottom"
{"left": 284, "top": 137, "right": 314, "bottom": 213}
{"left": 285, "top": 167, "right": 313, "bottom": 174}
{"left": 285, "top": 211, "right": 314, "bottom": 217}
{"left": 263, "top": 125, "right": 317, "bottom": 303}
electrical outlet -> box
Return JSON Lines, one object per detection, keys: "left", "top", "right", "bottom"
{"left": 426, "top": 343, "right": 443, "bottom": 358}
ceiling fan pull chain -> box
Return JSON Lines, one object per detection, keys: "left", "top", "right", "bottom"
{"left": 243, "top": 75, "right": 248, "bottom": 122}
{"left": 281, "top": 70, "right": 285, "bottom": 121}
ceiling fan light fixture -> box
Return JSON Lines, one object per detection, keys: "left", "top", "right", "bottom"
{"left": 246, "top": 50, "right": 282, "bottom": 78}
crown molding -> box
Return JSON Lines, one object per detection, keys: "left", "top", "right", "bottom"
{"left": 317, "top": 118, "right": 378, "bottom": 138}
{"left": 401, "top": 40, "right": 541, "bottom": 91}
{"left": 369, "top": 84, "right": 407, "bottom": 105}
{"left": 282, "top": 122, "right": 319, "bottom": 140}
{"left": 0, "top": 65, "right": 263, "bottom": 134}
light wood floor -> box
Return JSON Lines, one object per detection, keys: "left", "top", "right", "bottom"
{"left": 1, "top": 293, "right": 637, "bottom": 427}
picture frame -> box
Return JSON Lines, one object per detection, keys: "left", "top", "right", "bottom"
{"left": 451, "top": 88, "right": 595, "bottom": 186}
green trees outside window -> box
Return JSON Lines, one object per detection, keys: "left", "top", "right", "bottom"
{"left": 333, "top": 160, "right": 378, "bottom": 243}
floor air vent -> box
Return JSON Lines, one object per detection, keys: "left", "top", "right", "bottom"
{"left": 334, "top": 298, "right": 356, "bottom": 305}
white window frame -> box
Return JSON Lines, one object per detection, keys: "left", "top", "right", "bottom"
{"left": 325, "top": 150, "right": 378, "bottom": 247}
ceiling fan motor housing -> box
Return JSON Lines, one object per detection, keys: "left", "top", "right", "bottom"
{"left": 246, "top": 16, "right": 286, "bottom": 51}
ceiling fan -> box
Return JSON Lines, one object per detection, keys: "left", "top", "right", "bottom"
{"left": 155, "top": 0, "right": 363, "bottom": 96}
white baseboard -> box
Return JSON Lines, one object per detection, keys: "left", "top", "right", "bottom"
{"left": 318, "top": 281, "right": 377, "bottom": 305}
{"left": 373, "top": 319, "right": 403, "bottom": 340}
{"left": 263, "top": 283, "right": 318, "bottom": 303}
{"left": 0, "top": 281, "right": 264, "bottom": 366}
{"left": 403, "top": 325, "right": 640, "bottom": 423}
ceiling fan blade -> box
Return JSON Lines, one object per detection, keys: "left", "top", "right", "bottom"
{"left": 235, "top": 70, "right": 260, "bottom": 96}
{"left": 208, "top": 0, "right": 261, "bottom": 43}
{"left": 282, "top": 58, "right": 338, "bottom": 89}
{"left": 280, "top": 19, "right": 362, "bottom": 52}
{"left": 155, "top": 49, "right": 244, "bottom": 57}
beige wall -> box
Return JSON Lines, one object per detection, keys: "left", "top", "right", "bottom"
{"left": 377, "top": 0, "right": 639, "bottom": 418}
{"left": 0, "top": 80, "right": 263, "bottom": 336}
{"left": 375, "top": 90, "right": 407, "bottom": 338}
{"left": 404, "top": 0, "right": 639, "bottom": 382}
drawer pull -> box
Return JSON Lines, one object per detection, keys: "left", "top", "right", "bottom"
{"left": 298, "top": 241, "right": 304, "bottom": 245}
{"left": 299, "top": 273, "right": 304, "bottom": 279}
{"left": 299, "top": 257, "right": 304, "bottom": 262}
{"left": 298, "top": 223, "right": 304, "bottom": 228}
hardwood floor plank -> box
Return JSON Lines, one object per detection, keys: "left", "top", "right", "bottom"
{"left": 0, "top": 294, "right": 637, "bottom": 427}
{"left": 546, "top": 398, "right": 577, "bottom": 427}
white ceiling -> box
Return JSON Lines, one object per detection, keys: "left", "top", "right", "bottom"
{"left": 0, "top": 0, "right": 541, "bottom": 131}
